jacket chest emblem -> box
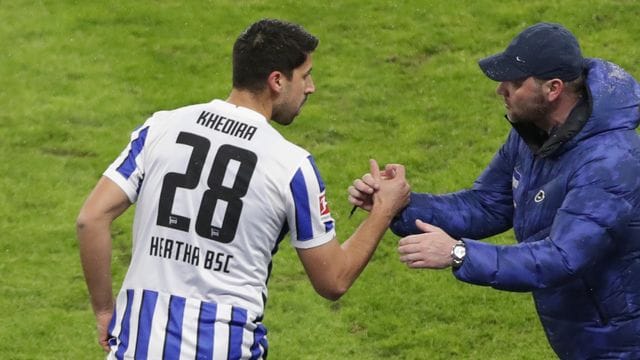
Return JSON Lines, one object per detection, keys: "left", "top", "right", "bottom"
{"left": 512, "top": 169, "right": 521, "bottom": 189}
{"left": 534, "top": 190, "right": 545, "bottom": 203}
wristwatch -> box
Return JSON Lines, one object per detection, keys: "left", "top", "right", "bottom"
{"left": 451, "top": 240, "right": 466, "bottom": 269}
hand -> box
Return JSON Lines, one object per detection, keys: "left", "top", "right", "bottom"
{"left": 348, "top": 161, "right": 405, "bottom": 211}
{"left": 95, "top": 310, "right": 113, "bottom": 353}
{"left": 369, "top": 160, "right": 410, "bottom": 217}
{"left": 398, "top": 220, "right": 457, "bottom": 269}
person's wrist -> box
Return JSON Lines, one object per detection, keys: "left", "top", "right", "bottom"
{"left": 450, "top": 240, "right": 466, "bottom": 269}
{"left": 369, "top": 199, "right": 396, "bottom": 218}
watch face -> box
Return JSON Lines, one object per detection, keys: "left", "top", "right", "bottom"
{"left": 453, "top": 245, "right": 466, "bottom": 259}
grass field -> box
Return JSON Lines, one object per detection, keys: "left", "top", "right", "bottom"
{"left": 2, "top": 1, "right": 639, "bottom": 359}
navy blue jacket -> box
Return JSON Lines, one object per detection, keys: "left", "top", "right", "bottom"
{"left": 391, "top": 59, "right": 640, "bottom": 359}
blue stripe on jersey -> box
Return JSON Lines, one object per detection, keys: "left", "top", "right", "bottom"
{"left": 264, "top": 221, "right": 289, "bottom": 311}
{"left": 115, "top": 289, "right": 134, "bottom": 360}
{"left": 135, "top": 174, "right": 145, "bottom": 195}
{"left": 228, "top": 307, "right": 248, "bottom": 359}
{"left": 290, "top": 168, "right": 313, "bottom": 240}
{"left": 163, "top": 295, "right": 186, "bottom": 359}
{"left": 308, "top": 156, "right": 335, "bottom": 234}
{"left": 266, "top": 221, "right": 289, "bottom": 291}
{"left": 108, "top": 305, "right": 118, "bottom": 338}
{"left": 307, "top": 155, "right": 326, "bottom": 192}
{"left": 273, "top": 221, "right": 289, "bottom": 257}
{"left": 134, "top": 290, "right": 158, "bottom": 359}
{"left": 249, "top": 323, "right": 268, "bottom": 360}
{"left": 325, "top": 220, "right": 335, "bottom": 232}
{"left": 116, "top": 126, "right": 149, "bottom": 179}
{"left": 196, "top": 301, "right": 217, "bottom": 360}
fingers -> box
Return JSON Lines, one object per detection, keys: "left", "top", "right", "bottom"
{"left": 348, "top": 160, "right": 407, "bottom": 212}
{"left": 385, "top": 163, "right": 405, "bottom": 179}
{"left": 361, "top": 173, "right": 379, "bottom": 190}
{"left": 95, "top": 310, "right": 113, "bottom": 353}
{"left": 415, "top": 219, "right": 441, "bottom": 233}
{"left": 357, "top": 160, "right": 404, "bottom": 190}
{"left": 347, "top": 194, "right": 361, "bottom": 206}
{"left": 397, "top": 227, "right": 458, "bottom": 269}
{"left": 397, "top": 221, "right": 440, "bottom": 243}
{"left": 349, "top": 172, "right": 379, "bottom": 203}
{"left": 347, "top": 193, "right": 367, "bottom": 207}
{"left": 382, "top": 164, "right": 396, "bottom": 179}
{"left": 398, "top": 234, "right": 422, "bottom": 247}
{"left": 99, "top": 338, "right": 111, "bottom": 353}
{"left": 397, "top": 241, "right": 421, "bottom": 255}
{"left": 349, "top": 179, "right": 374, "bottom": 198}
{"left": 398, "top": 240, "right": 428, "bottom": 267}
{"left": 381, "top": 163, "right": 405, "bottom": 180}
{"left": 348, "top": 183, "right": 366, "bottom": 197}
{"left": 405, "top": 260, "right": 429, "bottom": 268}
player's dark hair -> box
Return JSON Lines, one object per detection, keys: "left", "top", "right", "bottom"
{"left": 232, "top": 19, "right": 318, "bottom": 92}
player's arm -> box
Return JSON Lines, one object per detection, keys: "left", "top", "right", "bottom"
{"left": 297, "top": 160, "right": 410, "bottom": 300}
{"left": 76, "top": 176, "right": 131, "bottom": 351}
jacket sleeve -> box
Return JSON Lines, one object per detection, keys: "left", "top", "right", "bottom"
{"left": 391, "top": 132, "right": 517, "bottom": 239}
{"left": 454, "top": 149, "right": 640, "bottom": 291}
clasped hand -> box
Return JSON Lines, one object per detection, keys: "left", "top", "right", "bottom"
{"left": 348, "top": 168, "right": 458, "bottom": 269}
{"left": 361, "top": 159, "right": 411, "bottom": 217}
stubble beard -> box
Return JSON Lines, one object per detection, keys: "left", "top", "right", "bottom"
{"left": 272, "top": 97, "right": 307, "bottom": 126}
{"left": 508, "top": 92, "right": 552, "bottom": 127}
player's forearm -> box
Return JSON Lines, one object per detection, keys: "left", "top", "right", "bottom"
{"left": 76, "top": 178, "right": 130, "bottom": 314}
{"left": 335, "top": 208, "right": 394, "bottom": 293}
{"left": 76, "top": 219, "right": 114, "bottom": 315}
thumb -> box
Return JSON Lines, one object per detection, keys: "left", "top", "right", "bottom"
{"left": 369, "top": 159, "right": 381, "bottom": 180}
{"left": 415, "top": 219, "right": 441, "bottom": 234}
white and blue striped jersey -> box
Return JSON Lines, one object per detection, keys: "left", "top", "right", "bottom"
{"left": 103, "top": 99, "right": 336, "bottom": 359}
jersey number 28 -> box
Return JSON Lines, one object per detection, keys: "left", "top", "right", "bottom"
{"left": 157, "top": 132, "right": 257, "bottom": 243}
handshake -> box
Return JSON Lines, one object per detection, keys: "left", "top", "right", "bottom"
{"left": 347, "top": 159, "right": 461, "bottom": 270}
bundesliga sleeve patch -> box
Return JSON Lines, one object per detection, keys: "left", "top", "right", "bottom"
{"left": 318, "top": 192, "right": 331, "bottom": 220}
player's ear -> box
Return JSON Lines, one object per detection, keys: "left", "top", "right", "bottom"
{"left": 267, "top": 71, "right": 284, "bottom": 93}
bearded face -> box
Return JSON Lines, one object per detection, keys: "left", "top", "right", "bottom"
{"left": 498, "top": 77, "right": 553, "bottom": 127}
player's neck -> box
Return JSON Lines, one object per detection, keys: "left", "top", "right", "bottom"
{"left": 226, "top": 88, "right": 272, "bottom": 120}
{"left": 541, "top": 94, "right": 582, "bottom": 133}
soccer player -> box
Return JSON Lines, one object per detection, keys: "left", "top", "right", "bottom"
{"left": 76, "top": 19, "right": 409, "bottom": 359}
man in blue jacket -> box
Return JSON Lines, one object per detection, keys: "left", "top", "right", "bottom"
{"left": 349, "top": 22, "right": 640, "bottom": 358}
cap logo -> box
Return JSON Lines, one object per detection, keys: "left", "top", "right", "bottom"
{"left": 515, "top": 56, "right": 526, "bottom": 63}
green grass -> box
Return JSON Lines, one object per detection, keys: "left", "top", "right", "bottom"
{"left": 2, "top": 0, "right": 639, "bottom": 358}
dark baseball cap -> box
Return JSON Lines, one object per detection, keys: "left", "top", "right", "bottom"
{"left": 478, "top": 22, "right": 584, "bottom": 82}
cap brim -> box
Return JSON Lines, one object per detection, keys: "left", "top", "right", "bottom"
{"left": 478, "top": 53, "right": 530, "bottom": 81}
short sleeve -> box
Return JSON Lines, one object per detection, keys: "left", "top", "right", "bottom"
{"left": 287, "top": 155, "right": 336, "bottom": 249}
{"left": 103, "top": 125, "right": 149, "bottom": 203}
